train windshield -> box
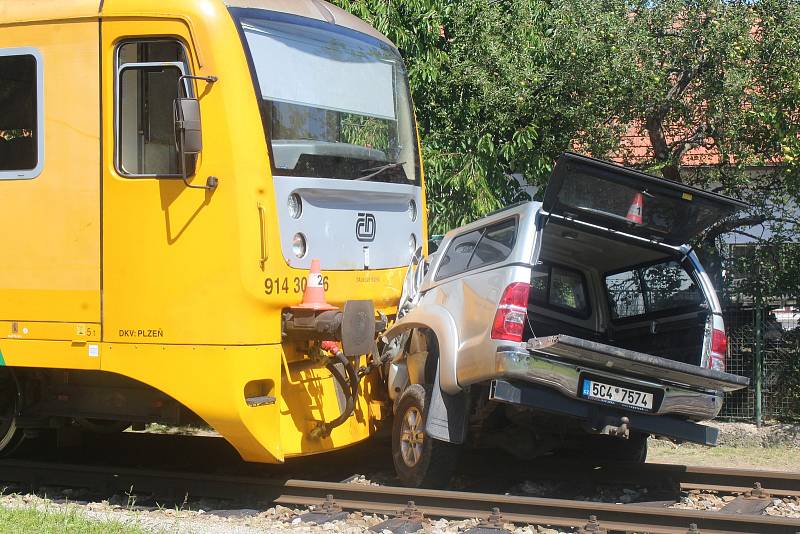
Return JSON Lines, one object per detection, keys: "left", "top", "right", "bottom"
{"left": 240, "top": 16, "right": 420, "bottom": 185}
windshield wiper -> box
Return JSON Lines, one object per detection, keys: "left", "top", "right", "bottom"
{"left": 355, "top": 161, "right": 406, "bottom": 182}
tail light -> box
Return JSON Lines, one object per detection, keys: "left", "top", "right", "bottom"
{"left": 710, "top": 328, "right": 727, "bottom": 372}
{"left": 491, "top": 282, "right": 531, "bottom": 342}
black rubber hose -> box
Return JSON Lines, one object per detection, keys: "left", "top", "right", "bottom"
{"left": 318, "top": 353, "right": 358, "bottom": 437}
{"left": 337, "top": 352, "right": 359, "bottom": 402}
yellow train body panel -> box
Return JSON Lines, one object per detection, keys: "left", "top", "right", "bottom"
{"left": 0, "top": 0, "right": 427, "bottom": 462}
{"left": 0, "top": 17, "right": 101, "bottom": 324}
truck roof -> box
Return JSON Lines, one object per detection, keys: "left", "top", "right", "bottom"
{"left": 1, "top": 0, "right": 392, "bottom": 47}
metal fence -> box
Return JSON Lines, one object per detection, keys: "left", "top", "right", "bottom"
{"left": 719, "top": 299, "right": 800, "bottom": 423}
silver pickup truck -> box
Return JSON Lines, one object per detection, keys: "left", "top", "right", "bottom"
{"left": 382, "top": 153, "right": 750, "bottom": 487}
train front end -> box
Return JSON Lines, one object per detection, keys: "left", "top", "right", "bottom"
{"left": 231, "top": 2, "right": 426, "bottom": 457}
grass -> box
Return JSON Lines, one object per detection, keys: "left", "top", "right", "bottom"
{"left": 0, "top": 503, "right": 153, "bottom": 534}
{"left": 648, "top": 441, "right": 800, "bottom": 471}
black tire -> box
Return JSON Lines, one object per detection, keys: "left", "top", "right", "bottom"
{"left": 0, "top": 370, "right": 25, "bottom": 456}
{"left": 392, "top": 384, "right": 459, "bottom": 488}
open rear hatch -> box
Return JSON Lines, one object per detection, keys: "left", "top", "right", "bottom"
{"left": 532, "top": 153, "right": 750, "bottom": 394}
{"left": 542, "top": 152, "right": 748, "bottom": 247}
{"left": 527, "top": 335, "right": 749, "bottom": 392}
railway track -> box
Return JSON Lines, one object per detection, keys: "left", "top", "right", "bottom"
{"left": 521, "top": 461, "right": 800, "bottom": 498}
{"left": 0, "top": 459, "right": 799, "bottom": 533}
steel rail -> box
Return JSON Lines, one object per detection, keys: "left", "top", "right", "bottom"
{"left": 519, "top": 461, "right": 800, "bottom": 497}
{"left": 0, "top": 460, "right": 799, "bottom": 534}
{"left": 649, "top": 463, "right": 800, "bottom": 497}
{"left": 274, "top": 480, "right": 799, "bottom": 534}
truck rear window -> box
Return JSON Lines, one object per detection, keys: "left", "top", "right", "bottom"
{"left": 605, "top": 260, "right": 703, "bottom": 320}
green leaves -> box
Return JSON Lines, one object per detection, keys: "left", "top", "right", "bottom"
{"left": 332, "top": 1, "right": 799, "bottom": 295}
{"left": 332, "top": 0, "right": 644, "bottom": 231}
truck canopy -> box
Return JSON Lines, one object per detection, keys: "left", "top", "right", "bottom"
{"left": 542, "top": 153, "right": 748, "bottom": 247}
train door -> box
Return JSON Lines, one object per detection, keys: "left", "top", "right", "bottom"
{"left": 100, "top": 19, "right": 236, "bottom": 346}
{"left": 0, "top": 19, "right": 101, "bottom": 343}
{"left": 98, "top": 18, "right": 285, "bottom": 463}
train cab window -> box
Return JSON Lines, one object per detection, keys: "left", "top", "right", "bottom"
{"left": 0, "top": 48, "right": 44, "bottom": 179}
{"left": 116, "top": 40, "right": 193, "bottom": 176}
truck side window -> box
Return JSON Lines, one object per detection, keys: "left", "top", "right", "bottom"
{"left": 116, "top": 40, "right": 192, "bottom": 176}
{"left": 606, "top": 260, "right": 702, "bottom": 320}
{"left": 468, "top": 218, "right": 516, "bottom": 270}
{"left": 529, "top": 263, "right": 590, "bottom": 316}
{"left": 435, "top": 229, "right": 482, "bottom": 280}
{"left": 0, "top": 48, "right": 43, "bottom": 179}
{"left": 530, "top": 264, "right": 549, "bottom": 302}
{"left": 435, "top": 218, "right": 517, "bottom": 281}
{"left": 550, "top": 266, "right": 588, "bottom": 312}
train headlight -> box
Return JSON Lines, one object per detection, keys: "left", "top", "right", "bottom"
{"left": 407, "top": 199, "right": 417, "bottom": 222}
{"left": 408, "top": 234, "right": 417, "bottom": 257}
{"left": 292, "top": 233, "right": 307, "bottom": 258}
{"left": 288, "top": 193, "right": 303, "bottom": 219}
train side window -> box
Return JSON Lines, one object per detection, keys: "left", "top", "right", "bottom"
{"left": 115, "top": 40, "right": 194, "bottom": 177}
{"left": 0, "top": 48, "right": 44, "bottom": 179}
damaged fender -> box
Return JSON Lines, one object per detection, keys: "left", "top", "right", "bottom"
{"left": 383, "top": 303, "right": 460, "bottom": 395}
{"left": 383, "top": 304, "right": 469, "bottom": 444}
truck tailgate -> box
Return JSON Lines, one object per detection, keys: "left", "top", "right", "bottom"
{"left": 526, "top": 335, "right": 749, "bottom": 392}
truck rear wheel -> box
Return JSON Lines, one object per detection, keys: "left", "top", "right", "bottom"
{"left": 0, "top": 370, "right": 24, "bottom": 455}
{"left": 392, "top": 384, "right": 459, "bottom": 488}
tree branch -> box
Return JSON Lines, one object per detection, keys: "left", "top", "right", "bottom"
{"left": 731, "top": 229, "right": 766, "bottom": 241}
{"left": 670, "top": 124, "right": 708, "bottom": 162}
{"left": 704, "top": 214, "right": 768, "bottom": 242}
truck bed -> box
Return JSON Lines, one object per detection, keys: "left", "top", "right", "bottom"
{"left": 526, "top": 335, "right": 749, "bottom": 393}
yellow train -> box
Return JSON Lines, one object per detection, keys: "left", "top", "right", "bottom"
{"left": 0, "top": 0, "right": 426, "bottom": 461}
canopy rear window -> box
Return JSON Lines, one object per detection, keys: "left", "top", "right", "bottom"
{"left": 605, "top": 260, "right": 704, "bottom": 320}
{"left": 542, "top": 153, "right": 747, "bottom": 246}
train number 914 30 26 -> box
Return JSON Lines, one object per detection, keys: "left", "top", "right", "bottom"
{"left": 264, "top": 276, "right": 329, "bottom": 295}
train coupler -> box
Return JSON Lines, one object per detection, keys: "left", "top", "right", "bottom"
{"left": 283, "top": 300, "right": 386, "bottom": 357}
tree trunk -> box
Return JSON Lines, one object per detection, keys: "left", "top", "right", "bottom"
{"left": 644, "top": 114, "right": 683, "bottom": 183}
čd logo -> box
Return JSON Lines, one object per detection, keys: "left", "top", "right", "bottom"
{"left": 356, "top": 212, "right": 376, "bottom": 242}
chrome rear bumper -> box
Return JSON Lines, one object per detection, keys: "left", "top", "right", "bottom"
{"left": 494, "top": 349, "right": 723, "bottom": 421}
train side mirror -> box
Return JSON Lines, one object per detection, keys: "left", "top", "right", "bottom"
{"left": 174, "top": 74, "right": 218, "bottom": 190}
{"left": 175, "top": 98, "right": 202, "bottom": 154}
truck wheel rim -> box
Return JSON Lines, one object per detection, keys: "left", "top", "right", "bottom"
{"left": 399, "top": 406, "right": 424, "bottom": 467}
